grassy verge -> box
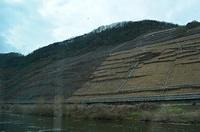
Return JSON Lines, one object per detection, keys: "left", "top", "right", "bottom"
{"left": 1, "top": 103, "right": 200, "bottom": 123}
{"left": 128, "top": 104, "right": 200, "bottom": 123}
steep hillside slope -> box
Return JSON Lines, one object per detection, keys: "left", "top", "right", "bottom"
{"left": 68, "top": 25, "right": 200, "bottom": 104}
{"left": 0, "top": 20, "right": 189, "bottom": 102}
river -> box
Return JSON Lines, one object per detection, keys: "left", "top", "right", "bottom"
{"left": 0, "top": 113, "right": 199, "bottom": 132}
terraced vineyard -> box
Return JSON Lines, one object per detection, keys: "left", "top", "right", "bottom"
{"left": 68, "top": 29, "right": 200, "bottom": 104}
{"left": 2, "top": 20, "right": 200, "bottom": 105}
{"left": 1, "top": 20, "right": 179, "bottom": 102}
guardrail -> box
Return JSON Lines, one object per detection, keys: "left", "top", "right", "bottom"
{"left": 1, "top": 94, "right": 200, "bottom": 105}
{"left": 67, "top": 93, "right": 200, "bottom": 104}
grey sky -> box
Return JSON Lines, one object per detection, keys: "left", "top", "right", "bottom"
{"left": 0, "top": 0, "right": 200, "bottom": 54}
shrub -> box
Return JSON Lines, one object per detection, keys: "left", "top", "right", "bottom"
{"left": 186, "top": 21, "right": 200, "bottom": 29}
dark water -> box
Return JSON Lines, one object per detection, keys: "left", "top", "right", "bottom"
{"left": 0, "top": 113, "right": 200, "bottom": 132}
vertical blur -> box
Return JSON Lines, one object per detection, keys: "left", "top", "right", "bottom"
{"left": 53, "top": 49, "right": 65, "bottom": 130}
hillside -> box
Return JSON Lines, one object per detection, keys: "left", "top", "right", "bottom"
{"left": 1, "top": 20, "right": 200, "bottom": 103}
{"left": 68, "top": 22, "right": 200, "bottom": 104}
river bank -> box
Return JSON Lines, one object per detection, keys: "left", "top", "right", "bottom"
{"left": 1, "top": 103, "right": 200, "bottom": 124}
{"left": 1, "top": 112, "right": 200, "bottom": 132}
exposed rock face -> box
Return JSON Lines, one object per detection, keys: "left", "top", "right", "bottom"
{"left": 68, "top": 27, "right": 200, "bottom": 104}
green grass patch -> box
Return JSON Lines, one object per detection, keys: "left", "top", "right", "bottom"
{"left": 129, "top": 112, "right": 142, "bottom": 119}
{"left": 165, "top": 106, "right": 184, "bottom": 114}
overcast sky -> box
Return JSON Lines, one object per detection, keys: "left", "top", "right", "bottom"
{"left": 1, "top": 0, "right": 200, "bottom": 54}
